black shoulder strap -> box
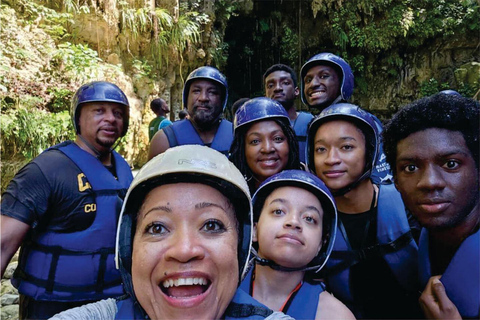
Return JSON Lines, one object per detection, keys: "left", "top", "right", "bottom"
{"left": 163, "top": 125, "right": 178, "bottom": 148}
{"left": 225, "top": 302, "right": 273, "bottom": 318}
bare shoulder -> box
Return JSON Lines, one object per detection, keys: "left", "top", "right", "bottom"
{"left": 316, "top": 291, "right": 356, "bottom": 320}
{"left": 148, "top": 129, "right": 170, "bottom": 160}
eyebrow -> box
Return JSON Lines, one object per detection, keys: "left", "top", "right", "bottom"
{"left": 195, "top": 202, "right": 227, "bottom": 212}
{"left": 268, "top": 198, "right": 322, "bottom": 216}
{"left": 142, "top": 205, "right": 172, "bottom": 218}
{"left": 397, "top": 150, "right": 471, "bottom": 162}
{"left": 315, "top": 136, "right": 357, "bottom": 144}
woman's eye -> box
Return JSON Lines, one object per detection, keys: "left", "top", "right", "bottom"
{"left": 146, "top": 222, "right": 168, "bottom": 235}
{"left": 202, "top": 219, "right": 226, "bottom": 233}
{"left": 273, "top": 136, "right": 285, "bottom": 142}
{"left": 272, "top": 209, "right": 284, "bottom": 216}
{"left": 315, "top": 147, "right": 326, "bottom": 153}
{"left": 342, "top": 145, "right": 354, "bottom": 151}
{"left": 304, "top": 216, "right": 317, "bottom": 224}
{"left": 249, "top": 139, "right": 260, "bottom": 145}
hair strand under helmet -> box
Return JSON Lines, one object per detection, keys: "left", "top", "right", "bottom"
{"left": 115, "top": 145, "right": 253, "bottom": 309}
{"left": 251, "top": 170, "right": 337, "bottom": 273}
{"left": 300, "top": 52, "right": 354, "bottom": 107}
{"left": 233, "top": 97, "right": 291, "bottom": 132}
{"left": 182, "top": 66, "right": 228, "bottom": 110}
{"left": 71, "top": 81, "right": 130, "bottom": 137}
{"left": 306, "top": 103, "right": 379, "bottom": 196}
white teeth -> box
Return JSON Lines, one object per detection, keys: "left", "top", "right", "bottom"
{"left": 162, "top": 277, "right": 207, "bottom": 288}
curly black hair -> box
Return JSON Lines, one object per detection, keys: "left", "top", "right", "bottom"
{"left": 229, "top": 119, "right": 301, "bottom": 193}
{"left": 382, "top": 93, "right": 479, "bottom": 175}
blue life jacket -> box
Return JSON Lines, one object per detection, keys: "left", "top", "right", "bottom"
{"left": 115, "top": 289, "right": 273, "bottom": 319}
{"left": 419, "top": 227, "right": 479, "bottom": 318}
{"left": 325, "top": 184, "right": 418, "bottom": 306}
{"left": 240, "top": 265, "right": 324, "bottom": 319}
{"left": 292, "top": 112, "right": 313, "bottom": 164}
{"left": 163, "top": 119, "right": 233, "bottom": 156}
{"left": 12, "top": 142, "right": 133, "bottom": 301}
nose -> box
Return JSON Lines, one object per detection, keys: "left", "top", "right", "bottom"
{"left": 198, "top": 89, "right": 209, "bottom": 102}
{"left": 164, "top": 228, "right": 205, "bottom": 263}
{"left": 104, "top": 108, "right": 116, "bottom": 123}
{"left": 260, "top": 139, "right": 274, "bottom": 153}
{"left": 309, "top": 75, "right": 321, "bottom": 87}
{"left": 274, "top": 82, "right": 283, "bottom": 92}
{"left": 324, "top": 148, "right": 341, "bottom": 165}
{"left": 417, "top": 164, "right": 446, "bottom": 191}
{"left": 284, "top": 213, "right": 302, "bottom": 230}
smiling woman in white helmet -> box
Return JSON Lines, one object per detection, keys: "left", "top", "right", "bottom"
{"left": 50, "top": 145, "right": 293, "bottom": 320}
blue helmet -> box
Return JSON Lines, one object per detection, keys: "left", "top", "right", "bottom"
{"left": 71, "top": 81, "right": 130, "bottom": 137}
{"left": 306, "top": 103, "right": 379, "bottom": 195}
{"left": 182, "top": 66, "right": 228, "bottom": 111}
{"left": 252, "top": 169, "right": 337, "bottom": 273}
{"left": 440, "top": 89, "right": 461, "bottom": 96}
{"left": 300, "top": 53, "right": 354, "bottom": 106}
{"left": 234, "top": 97, "right": 290, "bottom": 133}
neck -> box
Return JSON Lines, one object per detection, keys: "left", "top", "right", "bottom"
{"left": 75, "top": 136, "right": 112, "bottom": 165}
{"left": 335, "top": 179, "right": 376, "bottom": 213}
{"left": 284, "top": 104, "right": 297, "bottom": 121}
{"left": 253, "top": 264, "right": 304, "bottom": 311}
{"left": 430, "top": 203, "right": 480, "bottom": 248}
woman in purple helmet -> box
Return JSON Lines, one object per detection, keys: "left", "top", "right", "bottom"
{"left": 240, "top": 170, "right": 355, "bottom": 320}
{"left": 229, "top": 97, "right": 301, "bottom": 193}
{"left": 306, "top": 103, "right": 421, "bottom": 319}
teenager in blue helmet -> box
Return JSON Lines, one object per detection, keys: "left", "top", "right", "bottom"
{"left": 1, "top": 81, "right": 133, "bottom": 319}
{"left": 306, "top": 103, "right": 421, "bottom": 319}
{"left": 50, "top": 145, "right": 293, "bottom": 320}
{"left": 383, "top": 93, "right": 479, "bottom": 319}
{"left": 240, "top": 170, "right": 355, "bottom": 320}
{"left": 301, "top": 52, "right": 393, "bottom": 185}
{"left": 264, "top": 64, "right": 313, "bottom": 163}
{"left": 229, "top": 97, "right": 301, "bottom": 194}
{"left": 149, "top": 66, "right": 233, "bottom": 158}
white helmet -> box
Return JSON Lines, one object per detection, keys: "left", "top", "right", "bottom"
{"left": 115, "top": 145, "right": 252, "bottom": 302}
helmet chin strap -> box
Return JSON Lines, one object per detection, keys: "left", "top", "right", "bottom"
{"left": 251, "top": 248, "right": 319, "bottom": 273}
{"left": 331, "top": 169, "right": 372, "bottom": 197}
{"left": 77, "top": 134, "right": 111, "bottom": 159}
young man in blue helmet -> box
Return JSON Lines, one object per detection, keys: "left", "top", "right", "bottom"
{"left": 49, "top": 145, "right": 294, "bottom": 320}
{"left": 301, "top": 53, "right": 392, "bottom": 184}
{"left": 1, "top": 81, "right": 133, "bottom": 319}
{"left": 383, "top": 93, "right": 479, "bottom": 319}
{"left": 149, "top": 66, "right": 233, "bottom": 158}
{"left": 148, "top": 98, "right": 172, "bottom": 141}
{"left": 264, "top": 64, "right": 313, "bottom": 163}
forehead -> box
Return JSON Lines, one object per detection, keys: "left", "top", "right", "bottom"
{"left": 265, "top": 70, "right": 293, "bottom": 82}
{"left": 246, "top": 120, "right": 283, "bottom": 134}
{"left": 305, "top": 64, "right": 339, "bottom": 77}
{"left": 189, "top": 79, "right": 221, "bottom": 90}
{"left": 316, "top": 119, "right": 364, "bottom": 139}
{"left": 396, "top": 128, "right": 471, "bottom": 161}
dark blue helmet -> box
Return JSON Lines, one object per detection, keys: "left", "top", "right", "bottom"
{"left": 306, "top": 103, "right": 379, "bottom": 195}
{"left": 234, "top": 97, "right": 290, "bottom": 132}
{"left": 440, "top": 89, "right": 461, "bottom": 96}
{"left": 300, "top": 53, "right": 354, "bottom": 106}
{"left": 252, "top": 169, "right": 337, "bottom": 273}
{"left": 182, "top": 66, "right": 228, "bottom": 111}
{"left": 71, "top": 81, "right": 130, "bottom": 137}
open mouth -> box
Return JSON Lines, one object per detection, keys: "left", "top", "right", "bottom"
{"left": 160, "top": 277, "right": 210, "bottom": 298}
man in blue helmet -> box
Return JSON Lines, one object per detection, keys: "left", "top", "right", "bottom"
{"left": 264, "top": 64, "right": 313, "bottom": 163}
{"left": 1, "top": 81, "right": 133, "bottom": 319}
{"left": 149, "top": 66, "right": 233, "bottom": 158}
{"left": 301, "top": 52, "right": 392, "bottom": 184}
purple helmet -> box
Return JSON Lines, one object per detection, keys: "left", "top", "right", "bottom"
{"left": 182, "top": 66, "right": 228, "bottom": 111}
{"left": 234, "top": 97, "right": 290, "bottom": 132}
{"left": 306, "top": 103, "right": 379, "bottom": 195}
{"left": 71, "top": 81, "right": 130, "bottom": 137}
{"left": 252, "top": 169, "right": 337, "bottom": 273}
{"left": 440, "top": 89, "right": 461, "bottom": 96}
{"left": 300, "top": 53, "right": 354, "bottom": 106}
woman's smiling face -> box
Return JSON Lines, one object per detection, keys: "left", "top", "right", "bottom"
{"left": 131, "top": 182, "right": 239, "bottom": 320}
